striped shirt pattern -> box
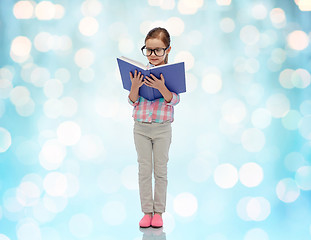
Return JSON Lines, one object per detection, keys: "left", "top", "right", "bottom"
{"left": 128, "top": 93, "right": 180, "bottom": 123}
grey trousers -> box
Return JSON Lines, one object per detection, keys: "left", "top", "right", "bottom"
{"left": 134, "top": 121, "right": 172, "bottom": 213}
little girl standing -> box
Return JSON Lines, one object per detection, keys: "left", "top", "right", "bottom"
{"left": 128, "top": 27, "right": 180, "bottom": 228}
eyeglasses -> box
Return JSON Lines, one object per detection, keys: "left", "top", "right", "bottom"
{"left": 141, "top": 45, "right": 170, "bottom": 57}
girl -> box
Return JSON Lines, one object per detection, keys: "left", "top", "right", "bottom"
{"left": 128, "top": 27, "right": 180, "bottom": 228}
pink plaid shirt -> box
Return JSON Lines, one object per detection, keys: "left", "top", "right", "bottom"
{"left": 128, "top": 93, "right": 180, "bottom": 123}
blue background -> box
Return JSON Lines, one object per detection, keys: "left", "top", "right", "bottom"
{"left": 0, "top": 0, "right": 311, "bottom": 239}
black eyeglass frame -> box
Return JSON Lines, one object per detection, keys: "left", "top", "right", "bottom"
{"left": 141, "top": 45, "right": 170, "bottom": 57}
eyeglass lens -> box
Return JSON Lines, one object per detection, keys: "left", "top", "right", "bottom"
{"left": 142, "top": 48, "right": 165, "bottom": 56}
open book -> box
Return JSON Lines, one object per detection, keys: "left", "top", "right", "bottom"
{"left": 117, "top": 56, "right": 186, "bottom": 101}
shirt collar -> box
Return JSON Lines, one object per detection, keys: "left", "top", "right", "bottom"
{"left": 147, "top": 63, "right": 155, "bottom": 69}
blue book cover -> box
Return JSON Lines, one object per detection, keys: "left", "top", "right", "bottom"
{"left": 117, "top": 56, "right": 186, "bottom": 101}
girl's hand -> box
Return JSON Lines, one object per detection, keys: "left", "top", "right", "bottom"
{"left": 130, "top": 70, "right": 144, "bottom": 89}
{"left": 144, "top": 74, "right": 165, "bottom": 90}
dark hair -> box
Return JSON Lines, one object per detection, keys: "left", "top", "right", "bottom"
{"left": 145, "top": 27, "right": 171, "bottom": 64}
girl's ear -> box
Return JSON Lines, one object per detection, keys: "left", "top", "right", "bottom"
{"left": 166, "top": 46, "right": 171, "bottom": 54}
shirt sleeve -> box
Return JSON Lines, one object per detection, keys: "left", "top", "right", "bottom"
{"left": 128, "top": 96, "right": 139, "bottom": 106}
{"left": 166, "top": 92, "right": 180, "bottom": 106}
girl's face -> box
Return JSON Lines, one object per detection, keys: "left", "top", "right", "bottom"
{"left": 145, "top": 38, "right": 171, "bottom": 66}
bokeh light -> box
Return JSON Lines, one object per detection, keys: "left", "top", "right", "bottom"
{"left": 35, "top": 1, "right": 57, "bottom": 20}
{"left": 202, "top": 73, "right": 222, "bottom": 94}
{"left": 177, "top": 0, "right": 203, "bottom": 15}
{"left": 237, "top": 196, "right": 271, "bottom": 222}
{"left": 239, "top": 162, "right": 263, "bottom": 188}
{"left": 39, "top": 139, "right": 66, "bottom": 170}
{"left": 79, "top": 17, "right": 99, "bottom": 36}
{"left": 43, "top": 194, "right": 68, "bottom": 214}
{"left": 1, "top": 0, "right": 311, "bottom": 239}
{"left": 72, "top": 134, "right": 105, "bottom": 161}
{"left": 219, "top": 18, "right": 235, "bottom": 33}
{"left": 32, "top": 200, "right": 56, "bottom": 223}
{"left": 0, "top": 234, "right": 10, "bottom": 240}
{"left": 266, "top": 93, "right": 290, "bottom": 118}
{"left": 174, "top": 51, "right": 194, "bottom": 70}
{"left": 222, "top": 98, "right": 246, "bottom": 124}
{"left": 81, "top": 0, "right": 102, "bottom": 16}
{"left": 13, "top": 1, "right": 35, "bottom": 19}
{"left": 252, "top": 4, "right": 268, "bottom": 20}
{"left": 0, "top": 128, "right": 11, "bottom": 153}
{"left": 279, "top": 69, "right": 295, "bottom": 89}
{"left": 246, "top": 197, "right": 270, "bottom": 221}
{"left": 281, "top": 110, "right": 301, "bottom": 130}
{"left": 244, "top": 228, "right": 269, "bottom": 240}
{"left": 241, "top": 128, "right": 265, "bottom": 152}
{"left": 287, "top": 30, "right": 309, "bottom": 50}
{"left": 251, "top": 108, "right": 272, "bottom": 129}
{"left": 276, "top": 178, "right": 300, "bottom": 203}
{"left": 17, "top": 219, "right": 42, "bottom": 240}
{"left": 30, "top": 66, "right": 51, "bottom": 87}
{"left": 270, "top": 8, "right": 286, "bottom": 28}
{"left": 74, "top": 48, "right": 95, "bottom": 68}
{"left": 44, "top": 79, "right": 63, "bottom": 98}
{"left": 10, "top": 36, "right": 32, "bottom": 61}
{"left": 284, "top": 152, "right": 307, "bottom": 172}
{"left": 40, "top": 227, "right": 61, "bottom": 240}
{"left": 57, "top": 121, "right": 81, "bottom": 146}
{"left": 43, "top": 172, "right": 68, "bottom": 197}
{"left": 237, "top": 196, "right": 252, "bottom": 221}
{"left": 166, "top": 17, "right": 184, "bottom": 36}
{"left": 214, "top": 164, "right": 238, "bottom": 189}
{"left": 240, "top": 25, "right": 260, "bottom": 45}
{"left": 173, "top": 192, "right": 198, "bottom": 217}
{"left": 44, "top": 99, "right": 63, "bottom": 118}
{"left": 295, "top": 166, "right": 311, "bottom": 190}
{"left": 16, "top": 181, "right": 41, "bottom": 207}
{"left": 297, "top": 0, "right": 311, "bottom": 11}
{"left": 292, "top": 68, "right": 311, "bottom": 88}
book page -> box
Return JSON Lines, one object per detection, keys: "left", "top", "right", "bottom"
{"left": 151, "top": 61, "right": 184, "bottom": 70}
{"left": 119, "top": 56, "right": 147, "bottom": 70}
